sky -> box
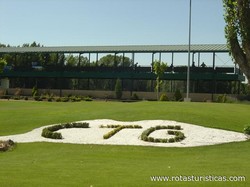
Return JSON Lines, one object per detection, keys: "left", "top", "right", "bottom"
{"left": 0, "top": 0, "right": 232, "bottom": 66}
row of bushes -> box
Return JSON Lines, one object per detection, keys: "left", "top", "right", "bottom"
{"left": 100, "top": 125, "right": 142, "bottom": 139}
{"left": 42, "top": 122, "right": 89, "bottom": 139}
{"left": 141, "top": 126, "right": 185, "bottom": 143}
{"left": 159, "top": 89, "right": 183, "bottom": 101}
{"left": 54, "top": 96, "right": 93, "bottom": 102}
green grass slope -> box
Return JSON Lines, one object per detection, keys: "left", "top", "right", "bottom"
{"left": 0, "top": 100, "right": 250, "bottom": 135}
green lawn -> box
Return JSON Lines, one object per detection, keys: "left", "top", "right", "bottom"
{"left": 0, "top": 100, "right": 250, "bottom": 187}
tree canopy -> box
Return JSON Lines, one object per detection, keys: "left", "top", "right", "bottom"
{"left": 0, "top": 58, "right": 7, "bottom": 73}
{"left": 223, "top": 0, "right": 250, "bottom": 83}
{"left": 153, "top": 60, "right": 167, "bottom": 100}
{"left": 98, "top": 54, "right": 132, "bottom": 67}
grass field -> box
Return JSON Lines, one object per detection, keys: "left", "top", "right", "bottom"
{"left": 0, "top": 100, "right": 250, "bottom": 187}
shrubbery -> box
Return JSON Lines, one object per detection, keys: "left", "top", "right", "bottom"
{"left": 160, "top": 93, "right": 168, "bottom": 101}
{"left": 42, "top": 122, "right": 89, "bottom": 139}
{"left": 174, "top": 89, "right": 183, "bottom": 101}
{"left": 216, "top": 94, "right": 227, "bottom": 103}
{"left": 141, "top": 125, "right": 185, "bottom": 143}
{"left": 130, "top": 93, "right": 139, "bottom": 100}
{"left": 243, "top": 126, "right": 250, "bottom": 135}
{"left": 115, "top": 78, "right": 123, "bottom": 99}
{"left": 101, "top": 125, "right": 142, "bottom": 139}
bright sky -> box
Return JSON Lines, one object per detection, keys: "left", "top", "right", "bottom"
{"left": 0, "top": 0, "right": 232, "bottom": 66}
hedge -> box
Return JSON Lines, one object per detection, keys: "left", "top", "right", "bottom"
{"left": 42, "top": 122, "right": 89, "bottom": 139}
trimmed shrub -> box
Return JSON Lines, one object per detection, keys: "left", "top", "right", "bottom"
{"left": 102, "top": 124, "right": 142, "bottom": 139}
{"left": 55, "top": 97, "right": 61, "bottom": 102}
{"left": 115, "top": 78, "right": 123, "bottom": 99}
{"left": 161, "top": 139, "right": 168, "bottom": 143}
{"left": 141, "top": 125, "right": 185, "bottom": 143}
{"left": 103, "top": 126, "right": 123, "bottom": 139}
{"left": 42, "top": 122, "right": 89, "bottom": 139}
{"left": 148, "top": 137, "right": 155, "bottom": 142}
{"left": 61, "top": 97, "right": 69, "bottom": 102}
{"left": 84, "top": 97, "right": 93, "bottom": 101}
{"left": 167, "top": 125, "right": 174, "bottom": 129}
{"left": 167, "top": 130, "right": 175, "bottom": 135}
{"left": 243, "top": 126, "right": 250, "bottom": 135}
{"left": 131, "top": 93, "right": 139, "bottom": 100}
{"left": 217, "top": 94, "right": 227, "bottom": 103}
{"left": 168, "top": 138, "right": 175, "bottom": 143}
{"left": 154, "top": 138, "right": 161, "bottom": 143}
{"left": 174, "top": 89, "right": 183, "bottom": 101}
{"left": 174, "top": 136, "right": 180, "bottom": 142}
{"left": 32, "top": 86, "right": 38, "bottom": 97}
{"left": 174, "top": 125, "right": 181, "bottom": 130}
{"left": 160, "top": 93, "right": 168, "bottom": 101}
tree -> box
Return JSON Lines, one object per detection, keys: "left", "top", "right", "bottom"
{"left": 98, "top": 54, "right": 132, "bottom": 67}
{"left": 115, "top": 78, "right": 123, "bottom": 99}
{"left": 65, "top": 55, "right": 78, "bottom": 67}
{"left": 153, "top": 60, "right": 167, "bottom": 100}
{"left": 0, "top": 58, "right": 7, "bottom": 73}
{"left": 223, "top": 0, "right": 250, "bottom": 83}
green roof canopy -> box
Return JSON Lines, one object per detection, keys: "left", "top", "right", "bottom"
{"left": 0, "top": 44, "right": 229, "bottom": 54}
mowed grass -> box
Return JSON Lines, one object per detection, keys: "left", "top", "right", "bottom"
{"left": 0, "top": 100, "right": 250, "bottom": 135}
{"left": 0, "top": 100, "right": 250, "bottom": 187}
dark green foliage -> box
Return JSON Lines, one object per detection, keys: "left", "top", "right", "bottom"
{"left": 55, "top": 98, "right": 61, "bottom": 102}
{"left": 159, "top": 93, "right": 168, "bottom": 101}
{"left": 32, "top": 86, "right": 38, "bottom": 97}
{"left": 174, "top": 89, "right": 183, "bottom": 101}
{"left": 71, "top": 122, "right": 89, "bottom": 128}
{"left": 223, "top": 0, "right": 250, "bottom": 83}
{"left": 167, "top": 130, "right": 175, "bottom": 135}
{"left": 0, "top": 58, "right": 7, "bottom": 73}
{"left": 102, "top": 125, "right": 142, "bottom": 139}
{"left": 174, "top": 131, "right": 185, "bottom": 140}
{"left": 130, "top": 93, "right": 139, "bottom": 100}
{"left": 103, "top": 126, "right": 123, "bottom": 139}
{"left": 243, "top": 126, "right": 250, "bottom": 135}
{"left": 98, "top": 54, "right": 132, "bottom": 67}
{"left": 217, "top": 94, "right": 227, "bottom": 103}
{"left": 174, "top": 136, "right": 180, "bottom": 142}
{"left": 168, "top": 138, "right": 175, "bottom": 143}
{"left": 47, "top": 98, "right": 53, "bottom": 102}
{"left": 167, "top": 125, "right": 174, "bottom": 129}
{"left": 84, "top": 97, "right": 93, "bottom": 101}
{"left": 47, "top": 124, "right": 63, "bottom": 132}
{"left": 148, "top": 137, "right": 154, "bottom": 142}
{"left": 154, "top": 138, "right": 161, "bottom": 143}
{"left": 61, "top": 97, "right": 69, "bottom": 102}
{"left": 42, "top": 122, "right": 89, "bottom": 139}
{"left": 174, "top": 125, "right": 181, "bottom": 130}
{"left": 141, "top": 125, "right": 185, "bottom": 143}
{"left": 115, "top": 78, "right": 123, "bottom": 99}
{"left": 153, "top": 60, "right": 168, "bottom": 100}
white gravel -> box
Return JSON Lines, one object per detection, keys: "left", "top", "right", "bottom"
{"left": 0, "top": 119, "right": 248, "bottom": 147}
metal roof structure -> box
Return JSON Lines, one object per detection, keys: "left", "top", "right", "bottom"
{"left": 0, "top": 44, "right": 229, "bottom": 54}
